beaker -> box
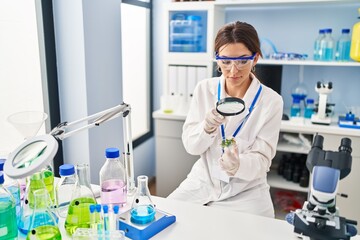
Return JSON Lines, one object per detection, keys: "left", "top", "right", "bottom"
{"left": 130, "top": 175, "right": 156, "bottom": 225}
{"left": 65, "top": 163, "right": 98, "bottom": 236}
{"left": 25, "top": 188, "right": 60, "bottom": 240}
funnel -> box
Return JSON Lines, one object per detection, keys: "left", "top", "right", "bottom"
{"left": 7, "top": 111, "right": 48, "bottom": 139}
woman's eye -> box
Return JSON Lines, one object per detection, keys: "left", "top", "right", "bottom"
{"left": 221, "top": 60, "right": 232, "bottom": 65}
{"left": 238, "top": 60, "right": 248, "bottom": 65}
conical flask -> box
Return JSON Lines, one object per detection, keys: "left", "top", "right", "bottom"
{"left": 130, "top": 175, "right": 156, "bottom": 225}
{"left": 25, "top": 188, "right": 60, "bottom": 240}
{"left": 65, "top": 163, "right": 98, "bottom": 236}
{"left": 18, "top": 170, "right": 55, "bottom": 235}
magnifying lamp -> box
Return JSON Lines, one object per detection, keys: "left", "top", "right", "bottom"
{"left": 216, "top": 97, "right": 245, "bottom": 116}
{"left": 4, "top": 103, "right": 136, "bottom": 194}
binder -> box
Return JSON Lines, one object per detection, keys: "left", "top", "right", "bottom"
{"left": 187, "top": 66, "right": 197, "bottom": 101}
{"left": 196, "top": 66, "right": 207, "bottom": 84}
{"left": 168, "top": 65, "right": 178, "bottom": 96}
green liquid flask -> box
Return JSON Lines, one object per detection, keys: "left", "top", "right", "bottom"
{"left": 0, "top": 172, "right": 18, "bottom": 240}
{"left": 65, "top": 163, "right": 98, "bottom": 236}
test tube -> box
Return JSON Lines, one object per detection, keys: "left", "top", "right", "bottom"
{"left": 95, "top": 204, "right": 103, "bottom": 234}
{"left": 103, "top": 205, "right": 110, "bottom": 232}
{"left": 112, "top": 205, "right": 120, "bottom": 231}
{"left": 89, "top": 204, "right": 96, "bottom": 230}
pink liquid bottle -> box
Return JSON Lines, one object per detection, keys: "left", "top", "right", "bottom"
{"left": 100, "top": 148, "right": 127, "bottom": 206}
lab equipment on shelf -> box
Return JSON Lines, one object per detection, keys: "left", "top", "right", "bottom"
{"left": 338, "top": 112, "right": 360, "bottom": 129}
{"left": 130, "top": 175, "right": 156, "bottom": 225}
{"left": 335, "top": 29, "right": 351, "bottom": 62}
{"left": 311, "top": 81, "right": 334, "bottom": 125}
{"left": 321, "top": 28, "right": 335, "bottom": 61}
{"left": 56, "top": 164, "right": 76, "bottom": 218}
{"left": 0, "top": 159, "right": 20, "bottom": 216}
{"left": 304, "top": 98, "right": 315, "bottom": 119}
{"left": 313, "top": 29, "right": 325, "bottom": 61}
{"left": 290, "top": 98, "right": 301, "bottom": 118}
{"left": 65, "top": 163, "right": 98, "bottom": 236}
{"left": 100, "top": 148, "right": 127, "bottom": 206}
{"left": 25, "top": 188, "right": 60, "bottom": 240}
{"left": 0, "top": 172, "right": 17, "bottom": 240}
{"left": 350, "top": 8, "right": 360, "bottom": 62}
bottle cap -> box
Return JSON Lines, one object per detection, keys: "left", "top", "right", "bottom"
{"left": 103, "top": 204, "right": 109, "bottom": 214}
{"left": 59, "top": 164, "right": 75, "bottom": 176}
{"left": 0, "top": 172, "right": 3, "bottom": 184}
{"left": 113, "top": 205, "right": 120, "bottom": 214}
{"left": 0, "top": 159, "right": 5, "bottom": 171}
{"left": 342, "top": 29, "right": 350, "bottom": 34}
{"left": 187, "top": 15, "right": 201, "bottom": 21}
{"left": 319, "top": 29, "right": 325, "bottom": 34}
{"left": 306, "top": 98, "right": 314, "bottom": 104}
{"left": 95, "top": 204, "right": 102, "bottom": 213}
{"left": 105, "top": 148, "right": 120, "bottom": 158}
{"left": 89, "top": 204, "right": 96, "bottom": 213}
{"left": 292, "top": 98, "right": 301, "bottom": 104}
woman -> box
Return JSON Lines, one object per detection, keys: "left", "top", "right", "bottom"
{"left": 167, "top": 21, "right": 283, "bottom": 218}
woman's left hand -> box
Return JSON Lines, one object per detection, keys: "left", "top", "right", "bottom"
{"left": 220, "top": 145, "right": 240, "bottom": 176}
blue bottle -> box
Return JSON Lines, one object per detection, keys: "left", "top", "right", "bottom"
{"left": 290, "top": 98, "right": 301, "bottom": 118}
{"left": 304, "top": 98, "right": 315, "bottom": 119}
{"left": 313, "top": 29, "right": 325, "bottom": 61}
{"left": 321, "top": 28, "right": 335, "bottom": 61}
{"left": 336, "top": 29, "right": 351, "bottom": 61}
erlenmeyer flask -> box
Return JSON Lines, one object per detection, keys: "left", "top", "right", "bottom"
{"left": 130, "top": 175, "right": 156, "bottom": 225}
{"left": 26, "top": 188, "right": 60, "bottom": 240}
{"left": 65, "top": 163, "right": 98, "bottom": 236}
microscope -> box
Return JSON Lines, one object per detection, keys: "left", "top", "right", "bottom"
{"left": 286, "top": 134, "right": 358, "bottom": 240}
{"left": 311, "top": 81, "right": 335, "bottom": 125}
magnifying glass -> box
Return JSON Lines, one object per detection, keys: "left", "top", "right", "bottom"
{"left": 216, "top": 97, "right": 246, "bottom": 116}
{"left": 4, "top": 135, "right": 58, "bottom": 179}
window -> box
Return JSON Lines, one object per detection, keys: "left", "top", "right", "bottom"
{"left": 121, "top": 0, "right": 153, "bottom": 147}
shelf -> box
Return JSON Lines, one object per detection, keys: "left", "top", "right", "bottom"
{"left": 257, "top": 59, "right": 360, "bottom": 67}
{"left": 214, "top": 0, "right": 359, "bottom": 7}
{"left": 267, "top": 170, "right": 309, "bottom": 193}
{"left": 277, "top": 141, "right": 310, "bottom": 154}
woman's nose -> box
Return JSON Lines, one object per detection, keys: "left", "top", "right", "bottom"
{"left": 230, "top": 63, "right": 239, "bottom": 73}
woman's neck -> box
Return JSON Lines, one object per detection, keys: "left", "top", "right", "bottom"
{"left": 225, "top": 76, "right": 252, "bottom": 99}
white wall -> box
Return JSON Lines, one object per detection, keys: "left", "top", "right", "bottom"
{"left": 0, "top": 0, "right": 47, "bottom": 157}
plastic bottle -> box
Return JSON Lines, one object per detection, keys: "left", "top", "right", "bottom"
{"left": 100, "top": 148, "right": 127, "bottom": 206}
{"left": 130, "top": 175, "right": 156, "bottom": 225}
{"left": 26, "top": 188, "right": 60, "bottom": 240}
{"left": 304, "top": 98, "right": 315, "bottom": 119}
{"left": 321, "top": 28, "right": 335, "bottom": 61}
{"left": 56, "top": 164, "right": 76, "bottom": 218}
{"left": 336, "top": 29, "right": 351, "bottom": 61}
{"left": 290, "top": 98, "right": 301, "bottom": 118}
{"left": 313, "top": 29, "right": 325, "bottom": 61}
{"left": 350, "top": 8, "right": 360, "bottom": 62}
{"left": 0, "top": 159, "right": 20, "bottom": 216}
{"left": 65, "top": 163, "right": 98, "bottom": 236}
{"left": 0, "top": 172, "right": 18, "bottom": 240}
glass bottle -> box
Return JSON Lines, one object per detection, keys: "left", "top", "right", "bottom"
{"left": 130, "top": 175, "right": 156, "bottom": 225}
{"left": 336, "top": 29, "right": 351, "bottom": 62}
{"left": 0, "top": 172, "right": 17, "bottom": 240}
{"left": 26, "top": 188, "right": 60, "bottom": 240}
{"left": 290, "top": 98, "right": 301, "bottom": 118}
{"left": 321, "top": 28, "right": 335, "bottom": 61}
{"left": 313, "top": 29, "right": 325, "bottom": 61}
{"left": 0, "top": 159, "right": 20, "bottom": 216}
{"left": 100, "top": 148, "right": 127, "bottom": 206}
{"left": 56, "top": 164, "right": 76, "bottom": 218}
{"left": 304, "top": 98, "right": 315, "bottom": 119}
{"left": 65, "top": 163, "right": 98, "bottom": 236}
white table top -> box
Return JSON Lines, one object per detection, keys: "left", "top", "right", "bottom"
{"left": 17, "top": 193, "right": 360, "bottom": 240}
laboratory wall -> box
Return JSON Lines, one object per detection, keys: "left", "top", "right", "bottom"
{"left": 0, "top": 0, "right": 47, "bottom": 157}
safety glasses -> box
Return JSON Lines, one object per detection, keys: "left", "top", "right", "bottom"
{"left": 215, "top": 53, "right": 256, "bottom": 70}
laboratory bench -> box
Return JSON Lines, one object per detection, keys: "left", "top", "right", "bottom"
{"left": 153, "top": 110, "right": 360, "bottom": 224}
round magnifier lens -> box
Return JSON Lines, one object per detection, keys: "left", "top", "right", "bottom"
{"left": 216, "top": 97, "right": 245, "bottom": 116}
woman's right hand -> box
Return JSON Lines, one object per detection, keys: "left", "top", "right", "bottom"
{"left": 204, "top": 108, "right": 226, "bottom": 134}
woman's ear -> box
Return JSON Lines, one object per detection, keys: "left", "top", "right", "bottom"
{"left": 253, "top": 52, "right": 260, "bottom": 65}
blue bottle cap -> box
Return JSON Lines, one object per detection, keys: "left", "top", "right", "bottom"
{"left": 0, "top": 159, "right": 5, "bottom": 171}
{"left": 89, "top": 204, "right": 96, "bottom": 213}
{"left": 342, "top": 29, "right": 350, "bottom": 34}
{"left": 306, "top": 98, "right": 314, "bottom": 104}
{"left": 105, "top": 148, "right": 120, "bottom": 158}
{"left": 103, "top": 205, "right": 109, "bottom": 214}
{"left": 292, "top": 98, "right": 301, "bottom": 104}
{"left": 0, "top": 172, "right": 3, "bottom": 184}
{"left": 187, "top": 15, "right": 201, "bottom": 21}
{"left": 113, "top": 205, "right": 120, "bottom": 214}
{"left": 319, "top": 29, "right": 325, "bottom": 34}
{"left": 95, "top": 204, "right": 102, "bottom": 213}
{"left": 59, "top": 164, "right": 75, "bottom": 176}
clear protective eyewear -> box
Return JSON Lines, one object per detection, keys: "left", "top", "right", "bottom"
{"left": 215, "top": 53, "right": 256, "bottom": 70}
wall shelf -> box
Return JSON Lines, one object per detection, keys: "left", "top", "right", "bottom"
{"left": 267, "top": 170, "right": 309, "bottom": 193}
{"left": 258, "top": 59, "right": 360, "bottom": 67}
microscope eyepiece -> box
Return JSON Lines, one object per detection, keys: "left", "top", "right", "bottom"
{"left": 328, "top": 82, "right": 333, "bottom": 89}
{"left": 339, "top": 138, "right": 352, "bottom": 153}
{"left": 312, "top": 135, "right": 324, "bottom": 149}
{"left": 316, "top": 81, "right": 322, "bottom": 89}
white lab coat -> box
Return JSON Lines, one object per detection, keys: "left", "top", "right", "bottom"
{"left": 168, "top": 74, "right": 284, "bottom": 218}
